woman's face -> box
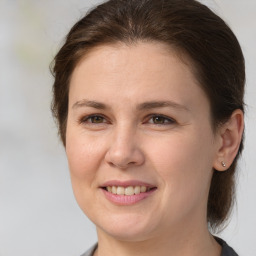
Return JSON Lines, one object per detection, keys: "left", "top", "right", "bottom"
{"left": 66, "top": 42, "right": 221, "bottom": 241}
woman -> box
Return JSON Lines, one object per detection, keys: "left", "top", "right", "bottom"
{"left": 51, "top": 0, "right": 245, "bottom": 255}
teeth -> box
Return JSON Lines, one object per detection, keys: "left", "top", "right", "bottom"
{"left": 140, "top": 186, "right": 147, "bottom": 193}
{"left": 106, "top": 185, "right": 151, "bottom": 195}
{"left": 125, "top": 186, "right": 134, "bottom": 196}
{"left": 112, "top": 186, "right": 117, "bottom": 194}
{"left": 134, "top": 186, "right": 140, "bottom": 194}
{"left": 116, "top": 186, "right": 125, "bottom": 195}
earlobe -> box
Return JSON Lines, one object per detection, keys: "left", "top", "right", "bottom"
{"left": 213, "top": 109, "right": 244, "bottom": 171}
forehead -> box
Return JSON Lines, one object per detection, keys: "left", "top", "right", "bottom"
{"left": 73, "top": 42, "right": 193, "bottom": 79}
{"left": 69, "top": 42, "right": 209, "bottom": 111}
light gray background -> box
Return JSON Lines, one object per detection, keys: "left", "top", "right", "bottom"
{"left": 0, "top": 0, "right": 255, "bottom": 255}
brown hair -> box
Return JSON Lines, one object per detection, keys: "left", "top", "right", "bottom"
{"left": 51, "top": 0, "right": 245, "bottom": 232}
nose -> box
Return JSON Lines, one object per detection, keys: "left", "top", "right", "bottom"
{"left": 104, "top": 126, "right": 145, "bottom": 169}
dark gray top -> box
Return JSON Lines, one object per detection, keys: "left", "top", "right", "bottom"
{"left": 81, "top": 244, "right": 97, "bottom": 256}
{"left": 81, "top": 237, "right": 238, "bottom": 256}
{"left": 215, "top": 237, "right": 238, "bottom": 256}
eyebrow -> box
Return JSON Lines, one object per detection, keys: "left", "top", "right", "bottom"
{"left": 72, "top": 99, "right": 189, "bottom": 112}
{"left": 72, "top": 99, "right": 109, "bottom": 110}
{"left": 136, "top": 101, "right": 189, "bottom": 111}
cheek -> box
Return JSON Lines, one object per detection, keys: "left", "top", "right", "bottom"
{"left": 65, "top": 131, "right": 107, "bottom": 215}
{"left": 147, "top": 130, "right": 215, "bottom": 203}
{"left": 149, "top": 130, "right": 213, "bottom": 168}
{"left": 66, "top": 131, "right": 106, "bottom": 182}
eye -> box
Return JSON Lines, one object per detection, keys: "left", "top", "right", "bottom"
{"left": 147, "top": 115, "right": 176, "bottom": 125}
{"left": 80, "top": 115, "right": 107, "bottom": 124}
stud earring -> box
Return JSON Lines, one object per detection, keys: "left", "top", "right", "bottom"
{"left": 221, "top": 161, "right": 226, "bottom": 168}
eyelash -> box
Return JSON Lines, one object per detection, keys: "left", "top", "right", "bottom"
{"left": 79, "top": 114, "right": 176, "bottom": 126}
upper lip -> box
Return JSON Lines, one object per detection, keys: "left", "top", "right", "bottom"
{"left": 100, "top": 180, "right": 156, "bottom": 188}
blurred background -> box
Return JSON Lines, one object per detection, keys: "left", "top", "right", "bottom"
{"left": 0, "top": 0, "right": 255, "bottom": 255}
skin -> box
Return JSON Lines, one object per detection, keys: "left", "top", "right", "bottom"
{"left": 66, "top": 42, "right": 243, "bottom": 256}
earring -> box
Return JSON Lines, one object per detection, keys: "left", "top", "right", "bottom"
{"left": 221, "top": 161, "right": 226, "bottom": 168}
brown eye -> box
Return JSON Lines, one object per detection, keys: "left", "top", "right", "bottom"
{"left": 80, "top": 115, "right": 107, "bottom": 124}
{"left": 147, "top": 115, "right": 175, "bottom": 125}
{"left": 89, "top": 116, "right": 105, "bottom": 123}
{"left": 152, "top": 116, "right": 166, "bottom": 124}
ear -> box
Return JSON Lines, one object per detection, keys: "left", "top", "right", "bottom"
{"left": 213, "top": 109, "right": 244, "bottom": 171}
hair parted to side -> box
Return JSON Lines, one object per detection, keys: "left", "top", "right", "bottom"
{"left": 51, "top": 0, "right": 245, "bottom": 232}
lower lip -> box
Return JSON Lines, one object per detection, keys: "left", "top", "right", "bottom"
{"left": 101, "top": 188, "right": 157, "bottom": 206}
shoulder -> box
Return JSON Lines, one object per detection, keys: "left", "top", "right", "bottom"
{"left": 215, "top": 237, "right": 239, "bottom": 256}
{"left": 80, "top": 244, "right": 98, "bottom": 256}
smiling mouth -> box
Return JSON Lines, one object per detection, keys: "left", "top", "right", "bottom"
{"left": 102, "top": 186, "right": 157, "bottom": 196}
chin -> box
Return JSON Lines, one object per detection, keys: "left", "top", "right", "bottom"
{"left": 95, "top": 212, "right": 158, "bottom": 241}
